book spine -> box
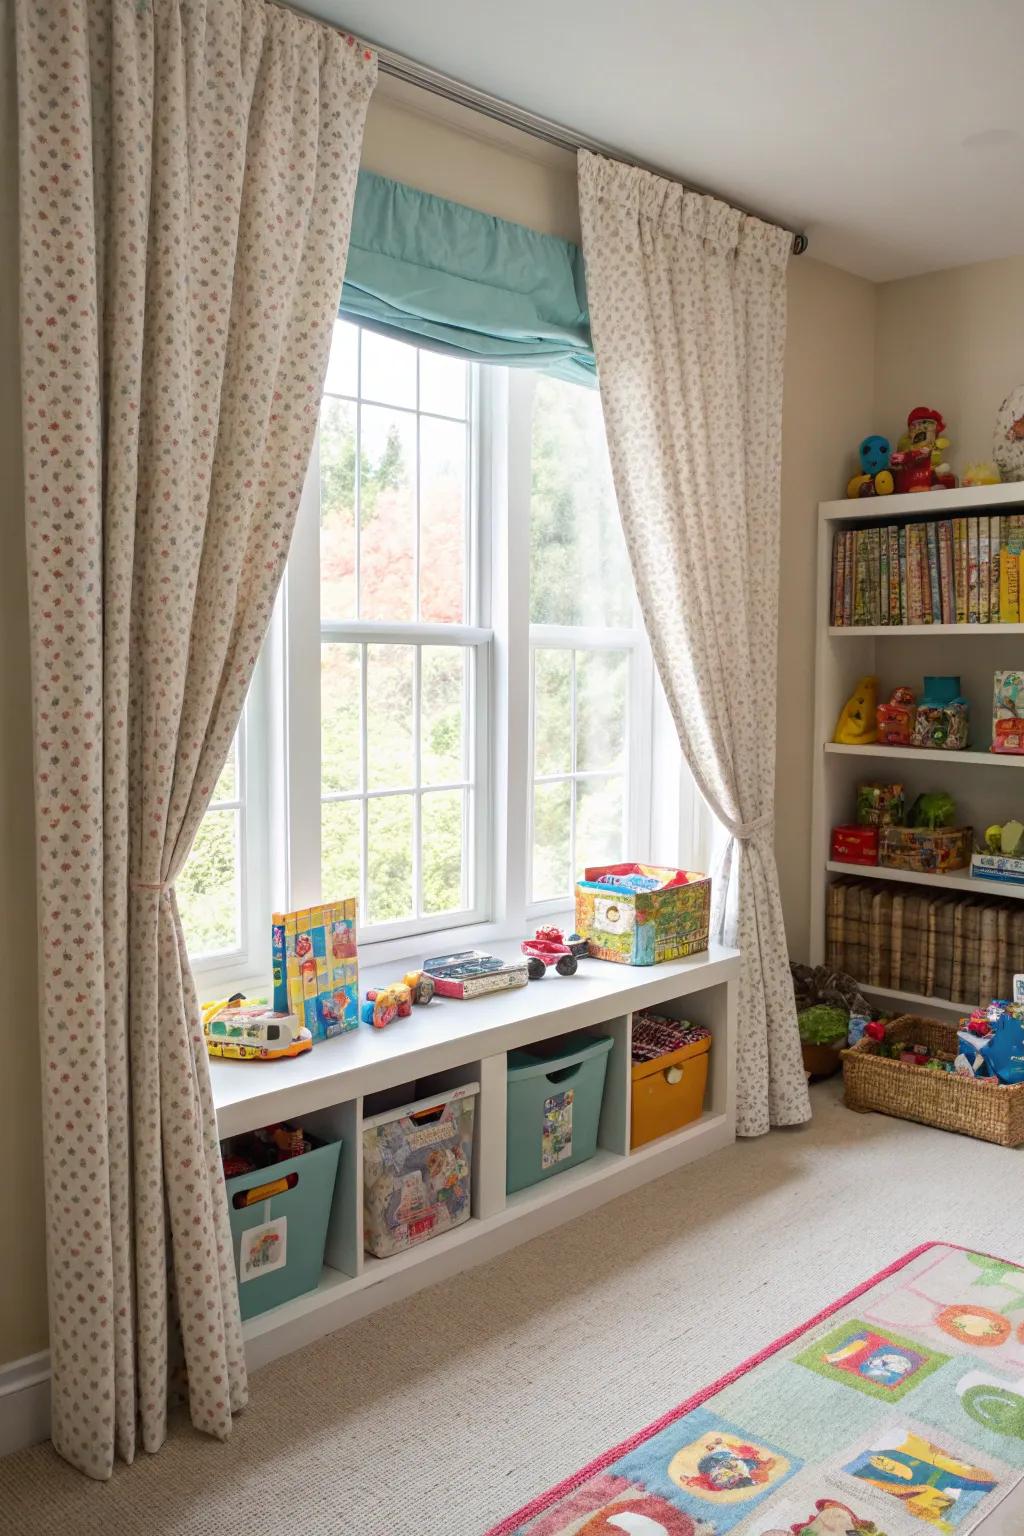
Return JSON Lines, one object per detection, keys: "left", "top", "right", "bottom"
{"left": 878, "top": 527, "right": 889, "bottom": 625}
{"left": 888, "top": 525, "right": 900, "bottom": 623}
{"left": 899, "top": 525, "right": 908, "bottom": 625}
{"left": 831, "top": 530, "right": 845, "bottom": 624}
{"left": 979, "top": 517, "right": 991, "bottom": 622}
{"left": 854, "top": 530, "right": 868, "bottom": 625}
{"left": 968, "top": 515, "right": 980, "bottom": 621}
{"left": 938, "top": 521, "right": 955, "bottom": 624}
{"left": 926, "top": 522, "right": 941, "bottom": 623}
{"left": 990, "top": 515, "right": 1001, "bottom": 623}
{"left": 907, "top": 526, "right": 924, "bottom": 624}
{"left": 954, "top": 518, "right": 968, "bottom": 623}
{"left": 843, "top": 529, "right": 854, "bottom": 624}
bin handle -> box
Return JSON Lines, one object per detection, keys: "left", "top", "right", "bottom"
{"left": 664, "top": 1065, "right": 684, "bottom": 1085}
{"left": 546, "top": 1062, "right": 582, "bottom": 1085}
{"left": 232, "top": 1171, "right": 298, "bottom": 1209}
{"left": 409, "top": 1102, "right": 447, "bottom": 1125}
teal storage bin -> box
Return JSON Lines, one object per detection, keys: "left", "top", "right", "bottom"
{"left": 224, "top": 1138, "right": 342, "bottom": 1320}
{"left": 506, "top": 1032, "right": 613, "bottom": 1194}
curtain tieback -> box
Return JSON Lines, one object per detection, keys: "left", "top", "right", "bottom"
{"left": 730, "top": 812, "right": 773, "bottom": 841}
{"left": 131, "top": 878, "right": 172, "bottom": 895}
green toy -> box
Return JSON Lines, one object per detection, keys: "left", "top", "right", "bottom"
{"left": 908, "top": 791, "right": 956, "bottom": 830}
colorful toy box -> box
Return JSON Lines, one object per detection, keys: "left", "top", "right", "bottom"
{"left": 362, "top": 1084, "right": 477, "bottom": 1258}
{"left": 272, "top": 899, "right": 358, "bottom": 1042}
{"left": 992, "top": 670, "right": 1024, "bottom": 754}
{"left": 574, "top": 863, "right": 710, "bottom": 965}
{"left": 630, "top": 1013, "right": 711, "bottom": 1150}
{"left": 855, "top": 782, "right": 904, "bottom": 827}
{"left": 879, "top": 825, "right": 973, "bottom": 873}
{"left": 830, "top": 825, "right": 879, "bottom": 865}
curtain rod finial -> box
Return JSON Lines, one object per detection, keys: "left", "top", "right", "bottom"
{"left": 792, "top": 233, "right": 809, "bottom": 256}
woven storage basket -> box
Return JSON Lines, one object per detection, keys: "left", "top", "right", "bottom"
{"left": 842, "top": 1015, "right": 1024, "bottom": 1148}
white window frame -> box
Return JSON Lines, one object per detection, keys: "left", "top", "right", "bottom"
{"left": 187, "top": 327, "right": 711, "bottom": 987}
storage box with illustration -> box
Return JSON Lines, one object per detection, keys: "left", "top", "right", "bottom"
{"left": 506, "top": 1031, "right": 612, "bottom": 1193}
{"left": 575, "top": 863, "right": 710, "bottom": 965}
{"left": 222, "top": 1129, "right": 342, "bottom": 1320}
{"left": 630, "top": 1013, "right": 711, "bottom": 1150}
{"left": 362, "top": 1084, "right": 477, "bottom": 1259}
{"left": 879, "top": 826, "right": 973, "bottom": 873}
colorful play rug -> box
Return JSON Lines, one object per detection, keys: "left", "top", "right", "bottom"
{"left": 488, "top": 1244, "right": 1024, "bottom": 1536}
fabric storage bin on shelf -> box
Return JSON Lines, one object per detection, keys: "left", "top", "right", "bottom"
{"left": 575, "top": 863, "right": 710, "bottom": 964}
{"left": 506, "top": 1032, "right": 612, "bottom": 1193}
{"left": 363, "top": 1084, "right": 477, "bottom": 1259}
{"left": 630, "top": 1016, "right": 711, "bottom": 1150}
{"left": 224, "top": 1137, "right": 342, "bottom": 1320}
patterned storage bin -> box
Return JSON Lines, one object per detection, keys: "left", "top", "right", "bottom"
{"left": 362, "top": 1084, "right": 477, "bottom": 1259}
{"left": 575, "top": 863, "right": 710, "bottom": 964}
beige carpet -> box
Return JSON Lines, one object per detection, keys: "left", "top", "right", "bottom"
{"left": 3, "top": 1078, "right": 1021, "bottom": 1536}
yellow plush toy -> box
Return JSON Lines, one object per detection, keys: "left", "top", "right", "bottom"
{"left": 834, "top": 675, "right": 879, "bottom": 745}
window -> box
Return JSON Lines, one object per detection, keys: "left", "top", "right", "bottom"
{"left": 183, "top": 323, "right": 693, "bottom": 979}
{"left": 524, "top": 374, "right": 651, "bottom": 905}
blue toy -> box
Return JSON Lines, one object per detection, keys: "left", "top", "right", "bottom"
{"left": 847, "top": 434, "right": 894, "bottom": 498}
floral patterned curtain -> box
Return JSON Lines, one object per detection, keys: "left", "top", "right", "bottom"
{"left": 16, "top": 0, "right": 375, "bottom": 1477}
{"left": 577, "top": 150, "right": 810, "bottom": 1138}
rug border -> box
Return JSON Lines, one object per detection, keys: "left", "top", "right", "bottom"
{"left": 484, "top": 1239, "right": 994, "bottom": 1536}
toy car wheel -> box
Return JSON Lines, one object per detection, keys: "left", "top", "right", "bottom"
{"left": 526, "top": 956, "right": 546, "bottom": 980}
{"left": 555, "top": 955, "right": 578, "bottom": 976}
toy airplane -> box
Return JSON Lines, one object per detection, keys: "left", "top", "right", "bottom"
{"left": 202, "top": 993, "right": 312, "bottom": 1061}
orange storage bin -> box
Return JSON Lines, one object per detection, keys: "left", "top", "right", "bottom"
{"left": 630, "top": 1035, "right": 710, "bottom": 1150}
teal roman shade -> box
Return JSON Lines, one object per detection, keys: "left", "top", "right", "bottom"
{"left": 341, "top": 171, "right": 596, "bottom": 387}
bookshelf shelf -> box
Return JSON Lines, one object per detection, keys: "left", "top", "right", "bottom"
{"left": 828, "top": 624, "right": 1024, "bottom": 637}
{"left": 812, "top": 483, "right": 1024, "bottom": 1017}
{"left": 826, "top": 860, "right": 1024, "bottom": 901}
{"left": 824, "top": 743, "right": 1024, "bottom": 768}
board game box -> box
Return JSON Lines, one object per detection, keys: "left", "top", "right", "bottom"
{"left": 272, "top": 899, "right": 358, "bottom": 1042}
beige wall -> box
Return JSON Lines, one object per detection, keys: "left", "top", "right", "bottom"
{"left": 875, "top": 256, "right": 1024, "bottom": 466}
{"left": 777, "top": 259, "right": 878, "bottom": 960}
{"left": 0, "top": 6, "right": 47, "bottom": 1364}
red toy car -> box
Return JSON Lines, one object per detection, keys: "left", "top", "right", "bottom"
{"left": 521, "top": 926, "right": 586, "bottom": 980}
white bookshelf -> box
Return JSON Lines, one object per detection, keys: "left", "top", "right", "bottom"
{"left": 810, "top": 483, "right": 1024, "bottom": 1016}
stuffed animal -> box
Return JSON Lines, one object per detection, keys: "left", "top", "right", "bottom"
{"left": 891, "top": 406, "right": 956, "bottom": 492}
{"left": 834, "top": 676, "right": 879, "bottom": 744}
{"left": 846, "top": 434, "right": 895, "bottom": 498}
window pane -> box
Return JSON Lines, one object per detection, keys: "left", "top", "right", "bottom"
{"left": 367, "top": 794, "right": 414, "bottom": 923}
{"left": 421, "top": 646, "right": 465, "bottom": 785}
{"left": 319, "top": 396, "right": 357, "bottom": 621}
{"left": 359, "top": 405, "right": 415, "bottom": 621}
{"left": 529, "top": 375, "right": 632, "bottom": 627}
{"left": 575, "top": 775, "right": 625, "bottom": 878}
{"left": 366, "top": 645, "right": 414, "bottom": 790}
{"left": 360, "top": 328, "right": 416, "bottom": 409}
{"left": 576, "top": 649, "right": 627, "bottom": 772}
{"left": 321, "top": 798, "right": 360, "bottom": 906}
{"left": 212, "top": 739, "right": 238, "bottom": 803}
{"left": 422, "top": 788, "right": 465, "bottom": 914}
{"left": 532, "top": 779, "right": 571, "bottom": 902}
{"left": 178, "top": 808, "right": 240, "bottom": 955}
{"left": 419, "top": 415, "right": 467, "bottom": 623}
{"left": 533, "top": 648, "right": 572, "bottom": 776}
{"left": 321, "top": 643, "right": 361, "bottom": 794}
{"left": 323, "top": 318, "right": 358, "bottom": 398}
{"left": 419, "top": 349, "right": 468, "bottom": 419}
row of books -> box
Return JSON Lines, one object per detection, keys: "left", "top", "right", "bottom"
{"left": 826, "top": 877, "right": 1024, "bottom": 1005}
{"left": 831, "top": 514, "right": 1024, "bottom": 626}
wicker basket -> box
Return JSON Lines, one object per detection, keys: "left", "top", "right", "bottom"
{"left": 841, "top": 1015, "right": 1024, "bottom": 1148}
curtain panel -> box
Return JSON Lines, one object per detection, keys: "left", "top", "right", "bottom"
{"left": 577, "top": 150, "right": 810, "bottom": 1138}
{"left": 16, "top": 0, "right": 375, "bottom": 1477}
{"left": 342, "top": 170, "right": 596, "bottom": 385}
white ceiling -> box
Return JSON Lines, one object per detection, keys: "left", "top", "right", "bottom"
{"left": 304, "top": 0, "right": 1024, "bottom": 282}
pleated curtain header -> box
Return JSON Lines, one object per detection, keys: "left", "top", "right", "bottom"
{"left": 341, "top": 170, "right": 597, "bottom": 386}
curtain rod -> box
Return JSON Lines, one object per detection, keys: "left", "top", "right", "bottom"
{"left": 374, "top": 44, "right": 808, "bottom": 255}
{"left": 280, "top": 2, "right": 809, "bottom": 255}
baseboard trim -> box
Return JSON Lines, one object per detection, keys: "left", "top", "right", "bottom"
{"left": 0, "top": 1351, "right": 51, "bottom": 1458}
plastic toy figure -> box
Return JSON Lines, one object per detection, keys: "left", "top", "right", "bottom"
{"left": 846, "top": 433, "right": 894, "bottom": 498}
{"left": 361, "top": 971, "right": 436, "bottom": 1027}
{"left": 202, "top": 994, "right": 313, "bottom": 1060}
{"left": 521, "top": 926, "right": 586, "bottom": 979}
{"left": 891, "top": 406, "right": 956, "bottom": 493}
